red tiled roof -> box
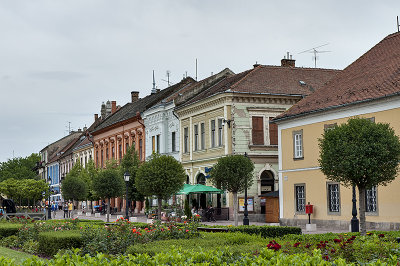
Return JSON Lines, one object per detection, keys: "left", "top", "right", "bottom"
{"left": 275, "top": 32, "right": 400, "bottom": 121}
{"left": 180, "top": 65, "right": 340, "bottom": 107}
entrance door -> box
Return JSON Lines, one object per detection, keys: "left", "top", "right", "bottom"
{"left": 265, "top": 197, "right": 279, "bottom": 223}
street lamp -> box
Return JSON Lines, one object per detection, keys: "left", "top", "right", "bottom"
{"left": 124, "top": 171, "right": 130, "bottom": 220}
{"left": 47, "top": 177, "right": 52, "bottom": 220}
{"left": 243, "top": 152, "right": 249, "bottom": 225}
{"left": 351, "top": 184, "right": 359, "bottom": 232}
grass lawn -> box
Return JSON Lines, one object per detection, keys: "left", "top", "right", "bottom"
{"left": 0, "top": 246, "right": 43, "bottom": 264}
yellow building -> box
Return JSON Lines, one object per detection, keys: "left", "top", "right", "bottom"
{"left": 275, "top": 32, "right": 400, "bottom": 230}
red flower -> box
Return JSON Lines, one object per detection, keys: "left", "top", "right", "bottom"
{"left": 293, "top": 242, "right": 301, "bottom": 247}
{"left": 305, "top": 244, "right": 312, "bottom": 248}
{"left": 333, "top": 239, "right": 341, "bottom": 243}
{"left": 378, "top": 234, "right": 385, "bottom": 238}
{"left": 267, "top": 240, "right": 281, "bottom": 251}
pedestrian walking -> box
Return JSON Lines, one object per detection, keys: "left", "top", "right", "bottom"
{"left": 68, "top": 201, "right": 73, "bottom": 218}
{"left": 63, "top": 201, "right": 68, "bottom": 218}
{"left": 51, "top": 201, "right": 56, "bottom": 219}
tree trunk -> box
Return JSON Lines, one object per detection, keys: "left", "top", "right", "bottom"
{"left": 358, "top": 186, "right": 367, "bottom": 236}
{"left": 107, "top": 198, "right": 111, "bottom": 223}
{"left": 157, "top": 197, "right": 162, "bottom": 221}
{"left": 233, "top": 192, "right": 238, "bottom": 226}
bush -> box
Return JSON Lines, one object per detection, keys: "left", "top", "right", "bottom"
{"left": 0, "top": 235, "right": 19, "bottom": 248}
{"left": 126, "top": 232, "right": 266, "bottom": 256}
{"left": 38, "top": 230, "right": 83, "bottom": 257}
{"left": 22, "top": 240, "right": 39, "bottom": 254}
{"left": 227, "top": 225, "right": 301, "bottom": 238}
{"left": 0, "top": 224, "right": 23, "bottom": 238}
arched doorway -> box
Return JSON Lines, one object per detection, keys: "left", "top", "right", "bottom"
{"left": 260, "top": 170, "right": 275, "bottom": 214}
{"left": 197, "top": 173, "right": 207, "bottom": 209}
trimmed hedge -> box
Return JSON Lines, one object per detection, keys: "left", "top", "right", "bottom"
{"left": 227, "top": 225, "right": 301, "bottom": 238}
{"left": 38, "top": 230, "right": 82, "bottom": 257}
{"left": 198, "top": 224, "right": 301, "bottom": 238}
{"left": 0, "top": 224, "right": 23, "bottom": 238}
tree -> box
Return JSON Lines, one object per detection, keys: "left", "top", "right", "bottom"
{"left": 120, "top": 145, "right": 144, "bottom": 212}
{"left": 210, "top": 154, "right": 254, "bottom": 226}
{"left": 319, "top": 117, "right": 400, "bottom": 235}
{"left": 62, "top": 163, "right": 88, "bottom": 202}
{"left": 92, "top": 160, "right": 125, "bottom": 222}
{"left": 136, "top": 153, "right": 186, "bottom": 220}
{"left": 0, "top": 153, "right": 41, "bottom": 181}
{"left": 0, "top": 178, "right": 47, "bottom": 207}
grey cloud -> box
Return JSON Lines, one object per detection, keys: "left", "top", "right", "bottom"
{"left": 29, "top": 71, "right": 87, "bottom": 81}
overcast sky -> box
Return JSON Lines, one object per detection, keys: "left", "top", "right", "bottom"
{"left": 0, "top": 1, "right": 398, "bottom": 163}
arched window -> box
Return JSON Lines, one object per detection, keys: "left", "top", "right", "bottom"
{"left": 260, "top": 170, "right": 275, "bottom": 193}
{"left": 197, "top": 173, "right": 206, "bottom": 185}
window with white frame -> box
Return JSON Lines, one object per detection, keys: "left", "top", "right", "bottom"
{"left": 184, "top": 127, "right": 189, "bottom": 153}
{"left": 211, "top": 120, "right": 216, "bottom": 148}
{"left": 327, "top": 183, "right": 340, "bottom": 213}
{"left": 218, "top": 118, "right": 223, "bottom": 146}
{"left": 366, "top": 186, "right": 377, "bottom": 212}
{"left": 194, "top": 124, "right": 199, "bottom": 151}
{"left": 293, "top": 130, "right": 303, "bottom": 159}
{"left": 295, "top": 184, "right": 305, "bottom": 213}
{"left": 200, "top": 123, "right": 205, "bottom": 150}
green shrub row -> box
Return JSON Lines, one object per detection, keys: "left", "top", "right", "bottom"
{"left": 198, "top": 224, "right": 301, "bottom": 237}
{"left": 38, "top": 230, "right": 83, "bottom": 257}
{"left": 2, "top": 248, "right": 397, "bottom": 265}
{"left": 0, "top": 224, "right": 23, "bottom": 238}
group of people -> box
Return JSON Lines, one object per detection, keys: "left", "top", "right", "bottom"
{"left": 191, "top": 205, "right": 216, "bottom": 222}
{"left": 51, "top": 201, "right": 73, "bottom": 218}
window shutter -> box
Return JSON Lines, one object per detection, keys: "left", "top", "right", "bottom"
{"left": 269, "top": 117, "right": 278, "bottom": 145}
{"left": 252, "top": 116, "right": 264, "bottom": 145}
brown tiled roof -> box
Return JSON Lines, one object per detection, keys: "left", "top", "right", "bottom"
{"left": 92, "top": 77, "right": 195, "bottom": 133}
{"left": 179, "top": 65, "right": 340, "bottom": 108}
{"left": 275, "top": 32, "right": 400, "bottom": 121}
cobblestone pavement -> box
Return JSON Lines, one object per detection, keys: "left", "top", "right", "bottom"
{"left": 50, "top": 210, "right": 348, "bottom": 234}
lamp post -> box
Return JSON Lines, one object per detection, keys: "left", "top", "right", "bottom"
{"left": 351, "top": 184, "right": 359, "bottom": 232}
{"left": 243, "top": 152, "right": 249, "bottom": 225}
{"left": 124, "top": 171, "right": 130, "bottom": 220}
{"left": 47, "top": 177, "right": 52, "bottom": 220}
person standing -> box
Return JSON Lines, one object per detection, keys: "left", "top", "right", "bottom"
{"left": 68, "top": 201, "right": 73, "bottom": 218}
{"left": 63, "top": 201, "right": 68, "bottom": 218}
{"left": 51, "top": 201, "right": 56, "bottom": 219}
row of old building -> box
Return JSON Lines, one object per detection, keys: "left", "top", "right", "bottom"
{"left": 37, "top": 53, "right": 340, "bottom": 222}
{"left": 38, "top": 31, "right": 400, "bottom": 228}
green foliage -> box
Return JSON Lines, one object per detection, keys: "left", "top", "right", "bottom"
{"left": 0, "top": 178, "right": 47, "bottom": 205}
{"left": 0, "top": 235, "right": 19, "bottom": 248}
{"left": 85, "top": 160, "right": 99, "bottom": 201}
{"left": 0, "top": 224, "right": 22, "bottom": 238}
{"left": 120, "top": 145, "right": 144, "bottom": 202}
{"left": 62, "top": 162, "right": 88, "bottom": 201}
{"left": 38, "top": 230, "right": 83, "bottom": 257}
{"left": 92, "top": 161, "right": 124, "bottom": 200}
{"left": 21, "top": 240, "right": 39, "bottom": 254}
{"left": 136, "top": 153, "right": 186, "bottom": 219}
{"left": 227, "top": 225, "right": 301, "bottom": 238}
{"left": 210, "top": 154, "right": 254, "bottom": 194}
{"left": 319, "top": 117, "right": 400, "bottom": 188}
{"left": 0, "top": 153, "right": 40, "bottom": 182}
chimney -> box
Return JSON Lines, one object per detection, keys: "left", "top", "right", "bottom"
{"left": 83, "top": 126, "right": 87, "bottom": 131}
{"left": 101, "top": 102, "right": 106, "bottom": 117}
{"left": 94, "top": 114, "right": 98, "bottom": 121}
{"left": 253, "top": 62, "right": 260, "bottom": 68}
{"left": 131, "top": 91, "right": 139, "bottom": 103}
{"left": 106, "top": 100, "right": 111, "bottom": 116}
{"left": 156, "top": 88, "right": 160, "bottom": 93}
{"left": 111, "top": 101, "right": 116, "bottom": 113}
{"left": 281, "top": 52, "right": 295, "bottom": 67}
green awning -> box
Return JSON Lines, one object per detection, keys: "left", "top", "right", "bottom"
{"left": 177, "top": 184, "right": 224, "bottom": 195}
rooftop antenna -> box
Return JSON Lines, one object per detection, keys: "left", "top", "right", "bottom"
{"left": 298, "top": 43, "right": 331, "bottom": 68}
{"left": 397, "top": 16, "right": 399, "bottom": 32}
{"left": 195, "top": 58, "right": 198, "bottom": 81}
{"left": 166, "top": 70, "right": 171, "bottom": 86}
{"left": 151, "top": 70, "right": 157, "bottom": 94}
